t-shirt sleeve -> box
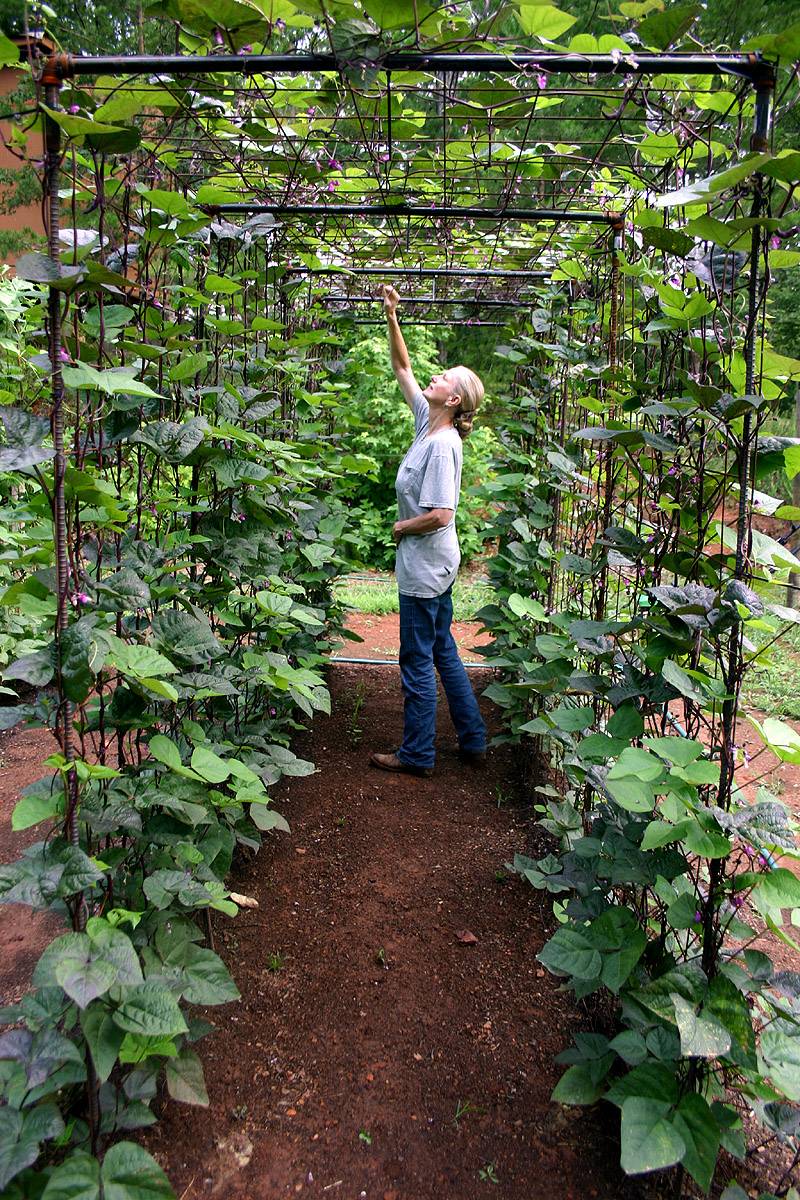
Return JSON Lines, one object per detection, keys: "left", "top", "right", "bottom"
{"left": 418, "top": 448, "right": 458, "bottom": 510}
{"left": 410, "top": 389, "right": 429, "bottom": 434}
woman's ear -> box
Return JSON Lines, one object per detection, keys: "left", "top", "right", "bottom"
{"left": 447, "top": 392, "right": 462, "bottom": 409}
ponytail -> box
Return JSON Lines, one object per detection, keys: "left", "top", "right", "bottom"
{"left": 450, "top": 365, "right": 484, "bottom": 440}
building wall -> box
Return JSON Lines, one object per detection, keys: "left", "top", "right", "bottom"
{"left": 0, "top": 60, "right": 44, "bottom": 260}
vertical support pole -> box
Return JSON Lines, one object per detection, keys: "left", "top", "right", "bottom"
{"left": 43, "top": 65, "right": 81, "bottom": 870}
{"left": 43, "top": 55, "right": 101, "bottom": 1152}
{"left": 705, "top": 65, "right": 774, "bottom": 978}
{"left": 593, "top": 220, "right": 623, "bottom": 620}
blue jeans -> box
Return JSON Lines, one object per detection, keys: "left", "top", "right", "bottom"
{"left": 397, "top": 585, "right": 487, "bottom": 769}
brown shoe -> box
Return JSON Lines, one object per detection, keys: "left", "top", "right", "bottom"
{"left": 459, "top": 748, "right": 487, "bottom": 767}
{"left": 370, "top": 752, "right": 434, "bottom": 779}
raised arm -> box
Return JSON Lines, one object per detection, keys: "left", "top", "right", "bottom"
{"left": 382, "top": 284, "right": 423, "bottom": 409}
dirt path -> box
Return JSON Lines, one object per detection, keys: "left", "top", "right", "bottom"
{"left": 141, "top": 663, "right": 648, "bottom": 1200}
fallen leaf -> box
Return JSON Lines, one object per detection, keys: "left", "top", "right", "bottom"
{"left": 455, "top": 929, "right": 479, "bottom": 945}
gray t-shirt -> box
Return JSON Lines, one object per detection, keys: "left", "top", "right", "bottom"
{"left": 395, "top": 389, "right": 463, "bottom": 599}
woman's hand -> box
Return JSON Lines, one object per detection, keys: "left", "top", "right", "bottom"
{"left": 382, "top": 284, "right": 400, "bottom": 317}
{"left": 392, "top": 520, "right": 405, "bottom": 544}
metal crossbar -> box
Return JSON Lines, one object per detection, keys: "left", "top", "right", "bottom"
{"left": 48, "top": 50, "right": 770, "bottom": 82}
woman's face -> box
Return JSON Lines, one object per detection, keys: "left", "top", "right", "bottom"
{"left": 423, "top": 369, "right": 459, "bottom": 406}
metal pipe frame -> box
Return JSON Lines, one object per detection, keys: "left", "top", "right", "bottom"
{"left": 332, "top": 318, "right": 508, "bottom": 326}
{"left": 51, "top": 50, "right": 770, "bottom": 82}
{"left": 320, "top": 295, "right": 534, "bottom": 307}
{"left": 285, "top": 266, "right": 552, "bottom": 280}
{"left": 206, "top": 202, "right": 615, "bottom": 224}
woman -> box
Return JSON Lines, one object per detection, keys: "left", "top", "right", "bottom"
{"left": 369, "top": 284, "right": 487, "bottom": 778}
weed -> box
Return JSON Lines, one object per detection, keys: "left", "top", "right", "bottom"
{"left": 358, "top": 1129, "right": 372, "bottom": 1145}
{"left": 375, "top": 947, "right": 387, "bottom": 968}
{"left": 346, "top": 680, "right": 367, "bottom": 747}
{"left": 478, "top": 1163, "right": 499, "bottom": 1185}
{"left": 231, "top": 1104, "right": 248, "bottom": 1121}
{"left": 454, "top": 1099, "right": 479, "bottom": 1125}
{"left": 266, "top": 951, "right": 285, "bottom": 972}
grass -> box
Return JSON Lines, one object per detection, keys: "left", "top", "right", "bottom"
{"left": 335, "top": 574, "right": 494, "bottom": 621}
{"left": 746, "top": 618, "right": 800, "bottom": 720}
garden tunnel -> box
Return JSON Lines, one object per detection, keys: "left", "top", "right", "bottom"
{"left": 3, "top": 15, "right": 800, "bottom": 1197}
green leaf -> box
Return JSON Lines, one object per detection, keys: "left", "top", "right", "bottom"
{"left": 643, "top": 736, "right": 704, "bottom": 767}
{"left": 637, "top": 2, "right": 699, "bottom": 48}
{"left": 516, "top": 2, "right": 577, "bottom": 40}
{"left": 14, "top": 252, "right": 85, "bottom": 291}
{"left": 672, "top": 994, "right": 731, "bottom": 1059}
{"left": 190, "top": 745, "right": 230, "bottom": 783}
{"left": 204, "top": 273, "right": 241, "bottom": 295}
{"left": 102, "top": 1141, "right": 174, "bottom": 1200}
{"left": 12, "top": 785, "right": 62, "bottom": 832}
{"left": 548, "top": 704, "right": 594, "bottom": 732}
{"left": 0, "top": 1105, "right": 65, "bottom": 1191}
{"left": 250, "top": 803, "right": 290, "bottom": 833}
{"left": 175, "top": 945, "right": 240, "bottom": 1005}
{"left": 508, "top": 592, "right": 546, "bottom": 620}
{"left": 551, "top": 1064, "right": 604, "bottom": 1105}
{"left": 538, "top": 926, "right": 601, "bottom": 982}
{"left": 607, "top": 704, "right": 644, "bottom": 739}
{"left": 147, "top": 735, "right": 183, "bottom": 771}
{"left": 112, "top": 983, "right": 188, "bottom": 1037}
{"left": 608, "top": 1031, "right": 648, "bottom": 1066}
{"left": 169, "top": 352, "right": 209, "bottom": 382}
{"left": 662, "top": 659, "right": 706, "bottom": 702}
{"left": 33, "top": 933, "right": 118, "bottom": 1009}
{"left": 108, "top": 643, "right": 177, "bottom": 680}
{"left": 640, "top": 820, "right": 691, "bottom": 851}
{"left": 80, "top": 1005, "right": 125, "bottom": 1083}
{"left": 682, "top": 818, "right": 731, "bottom": 859}
{"left": 0, "top": 33, "right": 20, "bottom": 66}
{"left": 40, "top": 1150, "right": 100, "bottom": 1199}
{"left": 165, "top": 1046, "right": 209, "bottom": 1106}
{"left": 620, "top": 1097, "right": 686, "bottom": 1175}
{"left": 757, "top": 867, "right": 800, "bottom": 910}
{"left": 671, "top": 1093, "right": 719, "bottom": 1192}
{"left": 608, "top": 747, "right": 665, "bottom": 782}
{"left": 60, "top": 620, "right": 95, "bottom": 703}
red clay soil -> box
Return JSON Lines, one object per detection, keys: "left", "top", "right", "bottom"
{"left": 339, "top": 612, "right": 491, "bottom": 663}
{"left": 141, "top": 662, "right": 656, "bottom": 1200}
{"left": 0, "top": 615, "right": 796, "bottom": 1197}
{"left": 0, "top": 724, "right": 62, "bottom": 1007}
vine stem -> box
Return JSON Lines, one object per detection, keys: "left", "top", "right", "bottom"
{"left": 42, "top": 69, "right": 100, "bottom": 1151}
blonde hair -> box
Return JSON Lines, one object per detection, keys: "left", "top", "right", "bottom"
{"left": 450, "top": 365, "right": 484, "bottom": 440}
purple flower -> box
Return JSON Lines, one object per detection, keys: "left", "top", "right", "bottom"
{"left": 770, "top": 234, "right": 781, "bottom": 250}
{"left": 327, "top": 157, "right": 342, "bottom": 171}
{"left": 693, "top": 910, "right": 702, "bottom": 924}
{"left": 731, "top": 895, "right": 745, "bottom": 909}
{"left": 306, "top": 106, "right": 317, "bottom": 116}
{"left": 71, "top": 592, "right": 90, "bottom": 606}
{"left": 758, "top": 852, "right": 767, "bottom": 866}
{"left": 58, "top": 347, "right": 71, "bottom": 362}
{"left": 68, "top": 104, "right": 80, "bottom": 115}
{"left": 238, "top": 44, "right": 252, "bottom": 54}
{"left": 536, "top": 73, "right": 547, "bottom": 90}
{"left": 213, "top": 28, "right": 224, "bottom": 45}
{"left": 275, "top": 18, "right": 285, "bottom": 30}
{"left": 326, "top": 180, "right": 339, "bottom": 191}
{"left": 270, "top": 707, "right": 277, "bottom": 716}
{"left": 285, "top": 532, "right": 293, "bottom": 541}
{"left": 149, "top": 504, "right": 158, "bottom": 515}
{"left": 379, "top": 152, "right": 390, "bottom": 162}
